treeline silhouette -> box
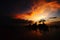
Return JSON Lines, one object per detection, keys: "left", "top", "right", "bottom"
{"left": 1, "top": 16, "right": 60, "bottom": 32}
{"left": 1, "top": 16, "right": 60, "bottom": 40}
{"left": 24, "top": 22, "right": 49, "bottom": 32}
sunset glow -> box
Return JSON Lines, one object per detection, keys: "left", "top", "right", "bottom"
{"left": 13, "top": 0, "right": 60, "bottom": 22}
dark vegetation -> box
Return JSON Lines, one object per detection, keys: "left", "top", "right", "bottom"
{"left": 0, "top": 16, "right": 60, "bottom": 40}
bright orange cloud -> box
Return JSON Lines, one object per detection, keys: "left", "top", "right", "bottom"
{"left": 13, "top": 0, "right": 60, "bottom": 22}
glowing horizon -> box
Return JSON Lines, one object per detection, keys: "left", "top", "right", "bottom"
{"left": 12, "top": 0, "right": 60, "bottom": 23}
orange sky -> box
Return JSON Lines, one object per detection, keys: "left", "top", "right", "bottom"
{"left": 12, "top": 0, "right": 60, "bottom": 23}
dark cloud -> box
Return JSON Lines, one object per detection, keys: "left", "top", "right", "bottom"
{"left": 1, "top": 0, "right": 33, "bottom": 15}
{"left": 1, "top": 0, "right": 60, "bottom": 15}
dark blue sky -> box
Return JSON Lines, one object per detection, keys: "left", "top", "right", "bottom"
{"left": 1, "top": 0, "right": 60, "bottom": 17}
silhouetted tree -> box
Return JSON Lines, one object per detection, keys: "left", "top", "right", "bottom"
{"left": 39, "top": 19, "right": 46, "bottom": 24}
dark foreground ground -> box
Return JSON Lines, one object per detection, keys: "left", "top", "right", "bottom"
{"left": 0, "top": 17, "right": 60, "bottom": 40}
